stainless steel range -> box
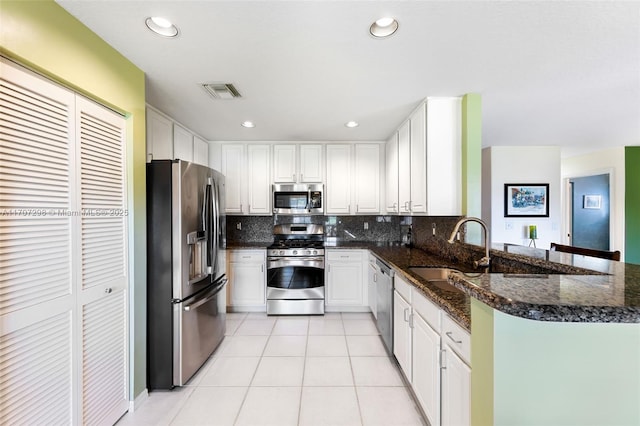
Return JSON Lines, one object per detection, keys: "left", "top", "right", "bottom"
{"left": 266, "top": 224, "right": 325, "bottom": 315}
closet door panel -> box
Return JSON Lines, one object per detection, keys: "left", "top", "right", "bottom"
{"left": 0, "top": 59, "right": 76, "bottom": 425}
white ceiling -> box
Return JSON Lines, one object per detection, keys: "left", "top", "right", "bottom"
{"left": 57, "top": 1, "right": 640, "bottom": 157}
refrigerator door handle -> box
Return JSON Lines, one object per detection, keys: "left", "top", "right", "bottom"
{"left": 205, "top": 180, "right": 214, "bottom": 275}
{"left": 211, "top": 179, "right": 220, "bottom": 276}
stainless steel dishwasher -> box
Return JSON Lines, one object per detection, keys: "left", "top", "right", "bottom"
{"left": 375, "top": 259, "right": 395, "bottom": 354}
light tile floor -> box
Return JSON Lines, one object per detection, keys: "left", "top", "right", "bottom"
{"left": 117, "top": 312, "right": 425, "bottom": 426}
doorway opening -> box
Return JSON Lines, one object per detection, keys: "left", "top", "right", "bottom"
{"left": 567, "top": 173, "right": 611, "bottom": 250}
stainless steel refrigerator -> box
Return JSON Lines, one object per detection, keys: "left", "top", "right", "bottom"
{"left": 147, "top": 159, "right": 226, "bottom": 390}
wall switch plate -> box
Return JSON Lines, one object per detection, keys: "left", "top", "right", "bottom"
{"left": 432, "top": 223, "right": 436, "bottom": 236}
{"left": 236, "top": 222, "right": 242, "bottom": 230}
{"left": 364, "top": 222, "right": 369, "bottom": 230}
{"left": 505, "top": 221, "right": 514, "bottom": 230}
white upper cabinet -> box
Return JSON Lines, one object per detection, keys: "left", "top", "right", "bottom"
{"left": 193, "top": 135, "right": 209, "bottom": 166}
{"left": 272, "top": 144, "right": 297, "bottom": 182}
{"left": 354, "top": 144, "right": 380, "bottom": 214}
{"left": 247, "top": 145, "right": 271, "bottom": 215}
{"left": 385, "top": 132, "right": 399, "bottom": 214}
{"left": 221, "top": 144, "right": 245, "bottom": 214}
{"left": 393, "top": 98, "right": 462, "bottom": 216}
{"left": 398, "top": 120, "right": 411, "bottom": 214}
{"left": 273, "top": 144, "right": 324, "bottom": 183}
{"left": 325, "top": 144, "right": 352, "bottom": 214}
{"left": 173, "top": 123, "right": 194, "bottom": 162}
{"left": 426, "top": 98, "right": 462, "bottom": 215}
{"left": 146, "top": 108, "right": 173, "bottom": 162}
{"left": 299, "top": 144, "right": 324, "bottom": 182}
{"left": 146, "top": 106, "right": 212, "bottom": 168}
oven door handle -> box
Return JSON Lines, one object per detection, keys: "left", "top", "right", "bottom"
{"left": 268, "top": 257, "right": 324, "bottom": 269}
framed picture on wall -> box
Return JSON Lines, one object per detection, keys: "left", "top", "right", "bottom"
{"left": 504, "top": 183, "right": 549, "bottom": 217}
{"left": 583, "top": 195, "right": 602, "bottom": 209}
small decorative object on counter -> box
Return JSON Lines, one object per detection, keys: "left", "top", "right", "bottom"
{"left": 528, "top": 225, "right": 537, "bottom": 248}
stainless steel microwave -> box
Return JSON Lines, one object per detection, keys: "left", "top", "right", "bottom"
{"left": 273, "top": 183, "right": 323, "bottom": 215}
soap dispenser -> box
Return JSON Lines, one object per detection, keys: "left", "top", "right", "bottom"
{"left": 405, "top": 227, "right": 413, "bottom": 248}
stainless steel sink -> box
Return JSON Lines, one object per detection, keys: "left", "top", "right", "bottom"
{"left": 407, "top": 267, "right": 463, "bottom": 294}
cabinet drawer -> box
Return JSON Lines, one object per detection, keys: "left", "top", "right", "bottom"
{"left": 412, "top": 289, "right": 440, "bottom": 333}
{"left": 394, "top": 274, "right": 412, "bottom": 303}
{"left": 230, "top": 250, "right": 265, "bottom": 262}
{"left": 442, "top": 314, "right": 471, "bottom": 365}
{"left": 326, "top": 250, "right": 364, "bottom": 262}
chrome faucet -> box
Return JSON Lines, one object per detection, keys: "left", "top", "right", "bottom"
{"left": 448, "top": 217, "right": 491, "bottom": 268}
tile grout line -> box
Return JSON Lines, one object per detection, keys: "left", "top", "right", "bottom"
{"left": 295, "top": 316, "right": 311, "bottom": 426}
{"left": 343, "top": 316, "right": 366, "bottom": 426}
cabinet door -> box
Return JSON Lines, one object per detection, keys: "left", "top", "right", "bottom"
{"left": 397, "top": 121, "right": 411, "bottom": 214}
{"left": 393, "top": 290, "right": 412, "bottom": 380}
{"left": 173, "top": 123, "right": 194, "bottom": 162}
{"left": 193, "top": 135, "right": 209, "bottom": 166}
{"left": 325, "top": 144, "right": 352, "bottom": 214}
{"left": 441, "top": 344, "right": 471, "bottom": 426}
{"left": 229, "top": 261, "right": 265, "bottom": 307}
{"left": 299, "top": 144, "right": 323, "bottom": 182}
{"left": 354, "top": 144, "right": 380, "bottom": 214}
{"left": 409, "top": 103, "right": 427, "bottom": 214}
{"left": 413, "top": 313, "right": 441, "bottom": 426}
{"left": 367, "top": 259, "right": 377, "bottom": 318}
{"left": 426, "top": 97, "right": 462, "bottom": 215}
{"left": 326, "top": 261, "right": 363, "bottom": 306}
{"left": 221, "top": 144, "right": 245, "bottom": 214}
{"left": 146, "top": 108, "right": 173, "bottom": 161}
{"left": 385, "top": 132, "right": 399, "bottom": 214}
{"left": 273, "top": 144, "right": 297, "bottom": 182}
{"left": 247, "top": 145, "right": 271, "bottom": 215}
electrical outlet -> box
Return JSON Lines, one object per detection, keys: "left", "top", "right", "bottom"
{"left": 364, "top": 222, "right": 369, "bottom": 230}
{"left": 236, "top": 222, "right": 242, "bottom": 230}
{"left": 432, "top": 223, "right": 436, "bottom": 236}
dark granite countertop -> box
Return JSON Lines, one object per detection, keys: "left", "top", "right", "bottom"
{"left": 325, "top": 241, "right": 640, "bottom": 327}
{"left": 227, "top": 242, "right": 271, "bottom": 249}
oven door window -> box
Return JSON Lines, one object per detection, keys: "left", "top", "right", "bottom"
{"left": 268, "top": 266, "right": 324, "bottom": 289}
{"left": 274, "top": 192, "right": 308, "bottom": 209}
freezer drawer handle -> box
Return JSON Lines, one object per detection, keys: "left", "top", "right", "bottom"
{"left": 183, "top": 280, "right": 227, "bottom": 312}
{"left": 445, "top": 331, "right": 463, "bottom": 344}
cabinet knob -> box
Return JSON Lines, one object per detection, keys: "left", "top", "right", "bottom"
{"left": 104, "top": 287, "right": 113, "bottom": 294}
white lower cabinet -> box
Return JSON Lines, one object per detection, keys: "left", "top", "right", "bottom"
{"left": 393, "top": 289, "right": 412, "bottom": 378}
{"left": 413, "top": 311, "right": 442, "bottom": 426}
{"left": 325, "top": 250, "right": 368, "bottom": 311}
{"left": 441, "top": 342, "right": 471, "bottom": 426}
{"left": 227, "top": 250, "right": 266, "bottom": 311}
{"left": 392, "top": 273, "right": 471, "bottom": 426}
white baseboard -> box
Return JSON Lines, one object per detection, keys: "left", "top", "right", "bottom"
{"left": 129, "top": 388, "right": 149, "bottom": 412}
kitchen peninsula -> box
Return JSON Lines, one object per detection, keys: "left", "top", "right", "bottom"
{"left": 367, "top": 242, "right": 640, "bottom": 426}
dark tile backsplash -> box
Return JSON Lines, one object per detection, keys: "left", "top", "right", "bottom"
{"left": 226, "top": 215, "right": 274, "bottom": 243}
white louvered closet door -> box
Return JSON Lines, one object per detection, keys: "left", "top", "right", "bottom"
{"left": 0, "top": 58, "right": 129, "bottom": 426}
{"left": 1, "top": 59, "right": 76, "bottom": 425}
{"left": 75, "top": 97, "right": 128, "bottom": 426}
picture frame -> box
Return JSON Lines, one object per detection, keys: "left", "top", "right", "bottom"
{"left": 583, "top": 194, "right": 602, "bottom": 209}
{"left": 504, "top": 183, "right": 549, "bottom": 217}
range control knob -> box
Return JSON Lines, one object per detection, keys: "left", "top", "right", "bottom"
{"left": 305, "top": 250, "right": 311, "bottom": 255}
{"left": 293, "top": 250, "right": 298, "bottom": 255}
{"left": 279, "top": 250, "right": 285, "bottom": 255}
{"left": 312, "top": 250, "right": 317, "bottom": 255}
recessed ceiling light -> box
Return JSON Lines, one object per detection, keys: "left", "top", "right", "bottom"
{"left": 345, "top": 121, "right": 359, "bottom": 128}
{"left": 241, "top": 121, "right": 255, "bottom": 128}
{"left": 145, "top": 17, "right": 179, "bottom": 37}
{"left": 370, "top": 17, "right": 398, "bottom": 38}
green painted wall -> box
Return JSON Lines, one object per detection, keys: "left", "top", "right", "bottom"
{"left": 1, "top": 0, "right": 147, "bottom": 399}
{"left": 625, "top": 147, "right": 640, "bottom": 264}
{"left": 470, "top": 299, "right": 494, "bottom": 426}
{"left": 462, "top": 94, "right": 482, "bottom": 243}
{"left": 493, "top": 310, "right": 640, "bottom": 426}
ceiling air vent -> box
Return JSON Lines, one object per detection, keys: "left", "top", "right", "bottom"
{"left": 201, "top": 83, "right": 242, "bottom": 100}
